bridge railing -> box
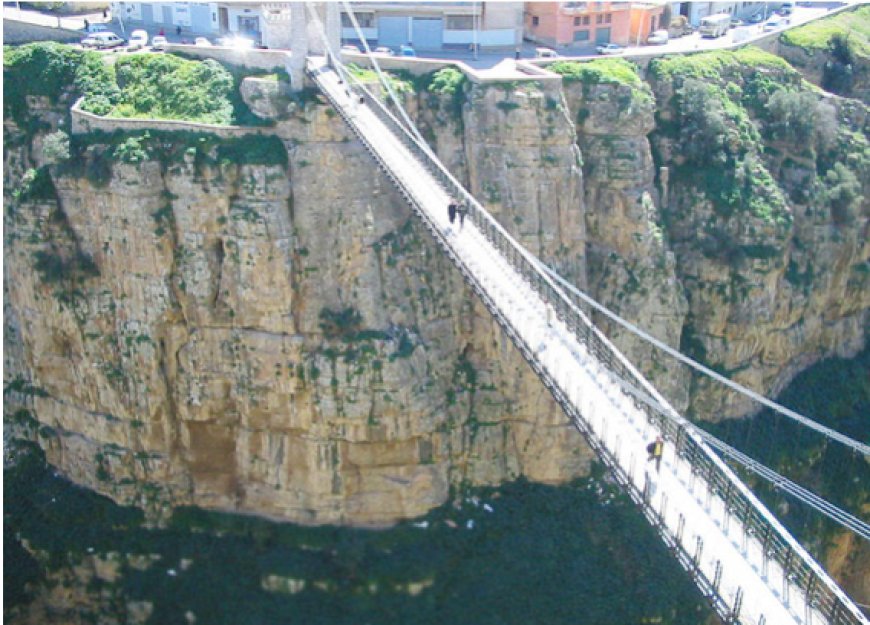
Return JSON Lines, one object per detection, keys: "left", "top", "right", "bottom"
{"left": 311, "top": 67, "right": 865, "bottom": 625}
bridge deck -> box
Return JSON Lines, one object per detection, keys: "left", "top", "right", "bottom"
{"left": 308, "top": 57, "right": 844, "bottom": 625}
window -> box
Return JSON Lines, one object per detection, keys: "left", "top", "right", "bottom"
{"left": 573, "top": 29, "right": 590, "bottom": 41}
{"left": 341, "top": 12, "right": 373, "bottom": 28}
{"left": 532, "top": 16, "right": 539, "bottom": 26}
{"left": 605, "top": 13, "right": 611, "bottom": 23}
{"left": 446, "top": 15, "right": 474, "bottom": 30}
{"left": 596, "top": 14, "right": 603, "bottom": 24}
{"left": 583, "top": 16, "right": 590, "bottom": 25}
{"left": 574, "top": 16, "right": 580, "bottom": 26}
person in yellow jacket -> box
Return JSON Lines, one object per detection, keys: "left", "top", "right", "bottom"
{"left": 647, "top": 435, "right": 664, "bottom": 473}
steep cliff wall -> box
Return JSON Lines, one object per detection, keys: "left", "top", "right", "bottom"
{"left": 4, "top": 79, "right": 590, "bottom": 527}
{"left": 4, "top": 45, "right": 868, "bottom": 529}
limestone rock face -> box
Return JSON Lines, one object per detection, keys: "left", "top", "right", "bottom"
{"left": 240, "top": 76, "right": 292, "bottom": 120}
{"left": 4, "top": 52, "right": 868, "bottom": 528}
{"left": 563, "top": 78, "right": 690, "bottom": 410}
{"left": 458, "top": 80, "right": 586, "bottom": 284}
{"left": 4, "top": 93, "right": 590, "bottom": 527}
{"left": 646, "top": 57, "right": 869, "bottom": 418}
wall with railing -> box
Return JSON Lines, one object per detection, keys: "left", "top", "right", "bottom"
{"left": 309, "top": 64, "right": 868, "bottom": 625}
{"left": 69, "top": 97, "right": 270, "bottom": 138}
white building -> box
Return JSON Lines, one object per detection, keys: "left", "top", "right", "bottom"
{"left": 110, "top": 2, "right": 274, "bottom": 44}
{"left": 670, "top": 1, "right": 767, "bottom": 26}
{"left": 110, "top": 2, "right": 523, "bottom": 50}
{"left": 340, "top": 2, "right": 523, "bottom": 51}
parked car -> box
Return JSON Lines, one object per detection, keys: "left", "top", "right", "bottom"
{"left": 217, "top": 35, "right": 254, "bottom": 49}
{"left": 373, "top": 46, "right": 394, "bottom": 55}
{"left": 729, "top": 18, "right": 744, "bottom": 28}
{"left": 81, "top": 32, "right": 125, "bottom": 49}
{"left": 596, "top": 43, "right": 623, "bottom": 55}
{"left": 150, "top": 35, "right": 168, "bottom": 51}
{"left": 763, "top": 17, "right": 787, "bottom": 31}
{"left": 127, "top": 29, "right": 148, "bottom": 50}
{"left": 341, "top": 44, "right": 361, "bottom": 53}
{"left": 647, "top": 30, "right": 669, "bottom": 45}
{"left": 194, "top": 37, "right": 212, "bottom": 47}
{"left": 535, "top": 47, "right": 559, "bottom": 58}
{"left": 747, "top": 12, "right": 764, "bottom": 23}
{"left": 399, "top": 44, "right": 416, "bottom": 57}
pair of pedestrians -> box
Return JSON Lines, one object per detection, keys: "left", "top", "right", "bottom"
{"left": 447, "top": 197, "right": 467, "bottom": 231}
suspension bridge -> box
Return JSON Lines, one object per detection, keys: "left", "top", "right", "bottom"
{"left": 290, "top": 5, "right": 869, "bottom": 624}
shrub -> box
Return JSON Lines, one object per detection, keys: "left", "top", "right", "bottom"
{"left": 319, "top": 307, "right": 363, "bottom": 339}
{"left": 41, "top": 130, "right": 70, "bottom": 164}
{"left": 3, "top": 42, "right": 119, "bottom": 124}
{"left": 112, "top": 55, "right": 234, "bottom": 124}
{"left": 428, "top": 67, "right": 466, "bottom": 95}
{"left": 823, "top": 162, "right": 863, "bottom": 224}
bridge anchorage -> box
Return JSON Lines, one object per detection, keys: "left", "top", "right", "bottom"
{"left": 295, "top": 5, "right": 870, "bottom": 624}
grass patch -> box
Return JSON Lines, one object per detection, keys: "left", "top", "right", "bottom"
{"left": 549, "top": 58, "right": 643, "bottom": 88}
{"left": 780, "top": 5, "right": 870, "bottom": 57}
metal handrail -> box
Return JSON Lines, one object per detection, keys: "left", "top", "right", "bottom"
{"left": 308, "top": 65, "right": 867, "bottom": 625}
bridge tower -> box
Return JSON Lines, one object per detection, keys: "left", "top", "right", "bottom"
{"left": 288, "top": 2, "right": 340, "bottom": 91}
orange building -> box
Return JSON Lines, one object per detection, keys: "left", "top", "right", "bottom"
{"left": 628, "top": 3, "right": 668, "bottom": 46}
{"left": 524, "top": 2, "right": 632, "bottom": 47}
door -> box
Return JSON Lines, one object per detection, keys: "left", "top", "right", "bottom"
{"left": 595, "top": 27, "right": 610, "bottom": 44}
{"left": 411, "top": 17, "right": 443, "bottom": 50}
{"left": 378, "top": 16, "right": 408, "bottom": 48}
{"left": 162, "top": 6, "right": 173, "bottom": 27}
{"left": 141, "top": 4, "right": 153, "bottom": 24}
{"left": 190, "top": 4, "right": 211, "bottom": 33}
{"left": 219, "top": 7, "right": 229, "bottom": 32}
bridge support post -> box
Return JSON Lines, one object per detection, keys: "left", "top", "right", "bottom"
{"left": 288, "top": 2, "right": 340, "bottom": 91}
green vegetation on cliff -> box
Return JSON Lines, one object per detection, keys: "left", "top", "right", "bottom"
{"left": 780, "top": 5, "right": 870, "bottom": 57}
{"left": 112, "top": 55, "right": 234, "bottom": 124}
{"left": 3, "top": 42, "right": 118, "bottom": 122}
{"left": 4, "top": 43, "right": 262, "bottom": 126}
{"left": 550, "top": 58, "right": 644, "bottom": 88}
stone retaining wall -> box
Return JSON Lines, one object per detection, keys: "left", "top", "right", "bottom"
{"left": 3, "top": 18, "right": 82, "bottom": 44}
{"left": 70, "top": 98, "right": 269, "bottom": 138}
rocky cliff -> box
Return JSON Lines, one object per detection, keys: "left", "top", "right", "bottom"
{"left": 4, "top": 45, "right": 868, "bottom": 528}
{"left": 4, "top": 71, "right": 590, "bottom": 527}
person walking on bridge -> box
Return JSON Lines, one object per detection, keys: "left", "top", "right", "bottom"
{"left": 447, "top": 197, "right": 458, "bottom": 226}
{"left": 457, "top": 202, "right": 468, "bottom": 231}
{"left": 647, "top": 435, "right": 664, "bottom": 473}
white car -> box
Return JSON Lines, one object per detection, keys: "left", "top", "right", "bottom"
{"left": 647, "top": 30, "right": 669, "bottom": 45}
{"left": 341, "top": 44, "right": 361, "bottom": 53}
{"left": 763, "top": 17, "right": 787, "bottom": 31}
{"left": 150, "top": 35, "right": 168, "bottom": 51}
{"left": 535, "top": 47, "right": 559, "bottom": 58}
{"left": 218, "top": 36, "right": 254, "bottom": 49}
{"left": 194, "top": 37, "right": 212, "bottom": 47}
{"left": 374, "top": 46, "right": 394, "bottom": 55}
{"left": 596, "top": 43, "right": 623, "bottom": 55}
{"left": 81, "top": 32, "right": 125, "bottom": 49}
{"left": 127, "top": 29, "right": 148, "bottom": 51}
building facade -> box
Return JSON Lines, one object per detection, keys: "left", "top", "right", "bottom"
{"left": 523, "top": 2, "right": 642, "bottom": 48}
{"left": 110, "top": 2, "right": 523, "bottom": 51}
{"left": 670, "top": 1, "right": 766, "bottom": 26}
{"left": 340, "top": 2, "right": 523, "bottom": 51}
{"left": 110, "top": 2, "right": 274, "bottom": 44}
